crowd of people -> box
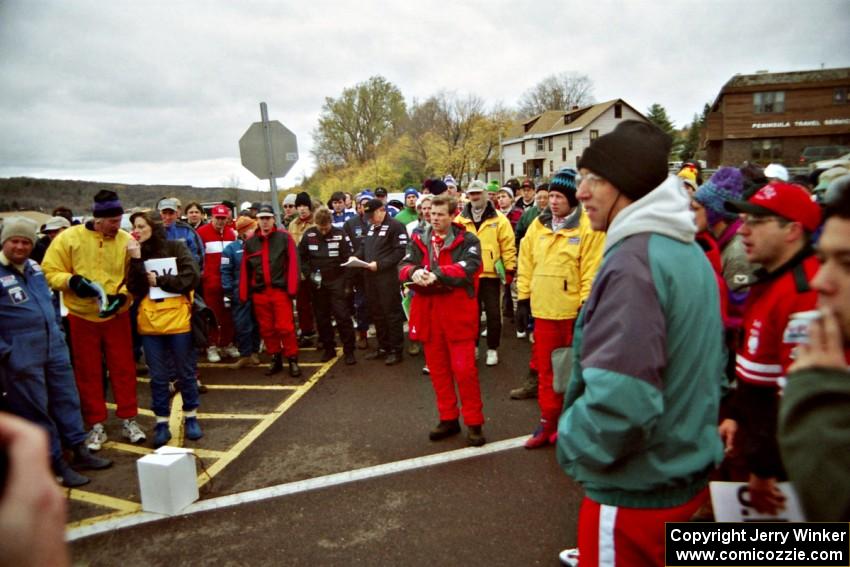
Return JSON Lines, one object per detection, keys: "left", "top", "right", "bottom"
{"left": 1, "top": 118, "right": 849, "bottom": 566}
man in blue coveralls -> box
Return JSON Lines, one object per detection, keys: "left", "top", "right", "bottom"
{"left": 0, "top": 217, "right": 112, "bottom": 487}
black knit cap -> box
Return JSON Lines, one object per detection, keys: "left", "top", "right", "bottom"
{"left": 578, "top": 120, "right": 672, "bottom": 201}
{"left": 294, "top": 191, "right": 313, "bottom": 210}
{"left": 429, "top": 179, "right": 448, "bottom": 195}
{"left": 92, "top": 189, "right": 124, "bottom": 218}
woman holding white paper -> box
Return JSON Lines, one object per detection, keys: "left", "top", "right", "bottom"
{"left": 127, "top": 211, "right": 202, "bottom": 448}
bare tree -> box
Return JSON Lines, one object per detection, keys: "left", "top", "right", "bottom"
{"left": 517, "top": 72, "right": 595, "bottom": 118}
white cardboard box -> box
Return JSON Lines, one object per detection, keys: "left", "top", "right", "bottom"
{"left": 137, "top": 447, "right": 199, "bottom": 515}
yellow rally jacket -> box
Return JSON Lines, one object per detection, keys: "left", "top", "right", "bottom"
{"left": 517, "top": 206, "right": 605, "bottom": 320}
{"left": 41, "top": 223, "right": 132, "bottom": 322}
{"left": 455, "top": 202, "right": 516, "bottom": 279}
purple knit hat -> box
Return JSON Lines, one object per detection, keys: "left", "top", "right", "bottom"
{"left": 694, "top": 167, "right": 744, "bottom": 225}
{"left": 92, "top": 190, "right": 124, "bottom": 218}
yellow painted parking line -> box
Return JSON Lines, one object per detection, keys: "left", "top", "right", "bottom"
{"left": 66, "top": 489, "right": 141, "bottom": 513}
{"left": 196, "top": 354, "right": 339, "bottom": 488}
{"left": 196, "top": 412, "right": 267, "bottom": 420}
{"left": 102, "top": 441, "right": 153, "bottom": 456}
{"left": 203, "top": 384, "right": 297, "bottom": 391}
{"left": 167, "top": 393, "right": 185, "bottom": 447}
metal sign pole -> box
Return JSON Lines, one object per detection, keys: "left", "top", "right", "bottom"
{"left": 260, "top": 102, "right": 283, "bottom": 228}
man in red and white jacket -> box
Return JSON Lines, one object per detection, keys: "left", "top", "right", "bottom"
{"left": 196, "top": 204, "right": 237, "bottom": 362}
{"left": 399, "top": 194, "right": 485, "bottom": 447}
{"left": 723, "top": 182, "right": 822, "bottom": 516}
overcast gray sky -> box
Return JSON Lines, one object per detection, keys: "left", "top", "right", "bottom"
{"left": 1, "top": 0, "right": 849, "bottom": 190}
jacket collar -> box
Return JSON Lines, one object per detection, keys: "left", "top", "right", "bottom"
{"left": 460, "top": 200, "right": 497, "bottom": 221}
{"left": 537, "top": 204, "right": 583, "bottom": 231}
{"left": 753, "top": 244, "right": 814, "bottom": 284}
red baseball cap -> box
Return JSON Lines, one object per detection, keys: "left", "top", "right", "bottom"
{"left": 211, "top": 204, "right": 230, "bottom": 218}
{"left": 725, "top": 182, "right": 821, "bottom": 232}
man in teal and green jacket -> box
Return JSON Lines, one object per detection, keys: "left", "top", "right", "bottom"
{"left": 556, "top": 121, "right": 725, "bottom": 567}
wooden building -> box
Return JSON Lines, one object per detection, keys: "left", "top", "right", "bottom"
{"left": 500, "top": 99, "right": 647, "bottom": 182}
{"left": 704, "top": 67, "right": 850, "bottom": 167}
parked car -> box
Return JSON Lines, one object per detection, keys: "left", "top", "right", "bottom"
{"left": 799, "top": 145, "right": 850, "bottom": 167}
{"left": 811, "top": 151, "right": 850, "bottom": 171}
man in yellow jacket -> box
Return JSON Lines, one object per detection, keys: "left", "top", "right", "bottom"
{"left": 516, "top": 169, "right": 605, "bottom": 448}
{"left": 455, "top": 180, "right": 517, "bottom": 366}
{"left": 41, "top": 190, "right": 145, "bottom": 451}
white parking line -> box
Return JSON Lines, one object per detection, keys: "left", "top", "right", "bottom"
{"left": 67, "top": 435, "right": 529, "bottom": 541}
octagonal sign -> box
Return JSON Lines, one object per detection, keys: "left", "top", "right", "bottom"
{"left": 239, "top": 120, "right": 298, "bottom": 180}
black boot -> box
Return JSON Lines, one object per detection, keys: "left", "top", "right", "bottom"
{"left": 467, "top": 425, "right": 486, "bottom": 447}
{"left": 288, "top": 357, "right": 302, "bottom": 377}
{"left": 321, "top": 347, "right": 337, "bottom": 362}
{"left": 265, "top": 354, "right": 284, "bottom": 376}
{"left": 55, "top": 460, "right": 90, "bottom": 488}
{"left": 429, "top": 419, "right": 461, "bottom": 441}
{"left": 364, "top": 349, "right": 387, "bottom": 361}
{"left": 344, "top": 351, "right": 356, "bottom": 365}
{"left": 73, "top": 443, "right": 113, "bottom": 470}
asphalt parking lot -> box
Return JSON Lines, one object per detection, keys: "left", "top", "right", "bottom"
{"left": 68, "top": 327, "right": 584, "bottom": 566}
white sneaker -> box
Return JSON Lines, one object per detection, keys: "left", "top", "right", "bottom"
{"left": 480, "top": 328, "right": 488, "bottom": 337}
{"left": 122, "top": 419, "right": 146, "bottom": 444}
{"left": 516, "top": 330, "right": 527, "bottom": 339}
{"left": 207, "top": 346, "right": 221, "bottom": 363}
{"left": 86, "top": 423, "right": 107, "bottom": 451}
{"left": 559, "top": 548, "right": 579, "bottom": 567}
{"left": 486, "top": 349, "right": 499, "bottom": 366}
{"left": 422, "top": 365, "right": 430, "bottom": 375}
{"left": 367, "top": 325, "right": 377, "bottom": 338}
{"left": 224, "top": 344, "right": 240, "bottom": 359}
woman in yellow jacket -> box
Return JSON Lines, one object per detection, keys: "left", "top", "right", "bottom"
{"left": 455, "top": 180, "right": 517, "bottom": 366}
{"left": 127, "top": 211, "right": 202, "bottom": 448}
{"left": 516, "top": 169, "right": 605, "bottom": 448}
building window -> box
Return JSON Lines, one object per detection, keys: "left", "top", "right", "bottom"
{"left": 510, "top": 163, "right": 514, "bottom": 176}
{"left": 568, "top": 134, "right": 573, "bottom": 150}
{"left": 549, "top": 160, "right": 553, "bottom": 173}
{"left": 536, "top": 138, "right": 544, "bottom": 152}
{"left": 522, "top": 163, "right": 527, "bottom": 175}
{"left": 751, "top": 139, "right": 783, "bottom": 162}
{"left": 521, "top": 141, "right": 525, "bottom": 155}
{"left": 753, "top": 91, "right": 785, "bottom": 113}
{"left": 835, "top": 87, "right": 848, "bottom": 104}
{"left": 614, "top": 103, "right": 622, "bottom": 118}
{"left": 501, "top": 159, "right": 504, "bottom": 175}
{"left": 576, "top": 155, "right": 580, "bottom": 167}
{"left": 590, "top": 130, "right": 599, "bottom": 141}
{"left": 562, "top": 147, "right": 566, "bottom": 161}
{"left": 548, "top": 137, "right": 553, "bottom": 152}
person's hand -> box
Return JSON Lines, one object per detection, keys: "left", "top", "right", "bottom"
{"left": 411, "top": 269, "right": 428, "bottom": 285}
{"left": 789, "top": 307, "right": 847, "bottom": 372}
{"left": 747, "top": 474, "right": 786, "bottom": 515}
{"left": 717, "top": 418, "right": 738, "bottom": 456}
{"left": 515, "top": 299, "right": 531, "bottom": 332}
{"left": 0, "top": 412, "right": 70, "bottom": 567}
{"left": 100, "top": 294, "right": 127, "bottom": 318}
{"left": 368, "top": 261, "right": 378, "bottom": 272}
{"left": 146, "top": 272, "right": 158, "bottom": 287}
{"left": 126, "top": 238, "right": 141, "bottom": 259}
{"left": 68, "top": 275, "right": 101, "bottom": 298}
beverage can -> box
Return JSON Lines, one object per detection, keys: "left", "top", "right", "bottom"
{"left": 783, "top": 310, "right": 822, "bottom": 345}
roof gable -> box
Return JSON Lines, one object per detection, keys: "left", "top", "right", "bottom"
{"left": 503, "top": 99, "right": 644, "bottom": 142}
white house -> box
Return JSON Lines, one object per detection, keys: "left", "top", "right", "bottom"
{"left": 501, "top": 99, "right": 648, "bottom": 181}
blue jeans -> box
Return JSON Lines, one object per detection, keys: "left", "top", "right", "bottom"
{"left": 231, "top": 297, "right": 260, "bottom": 357}
{"left": 142, "top": 333, "right": 199, "bottom": 418}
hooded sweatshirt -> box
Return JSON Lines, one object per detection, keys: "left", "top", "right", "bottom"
{"left": 557, "top": 175, "right": 725, "bottom": 508}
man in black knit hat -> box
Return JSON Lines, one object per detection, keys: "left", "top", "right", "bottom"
{"left": 42, "top": 190, "right": 146, "bottom": 452}
{"left": 555, "top": 121, "right": 726, "bottom": 566}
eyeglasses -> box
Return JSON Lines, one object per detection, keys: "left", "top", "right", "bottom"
{"left": 578, "top": 173, "right": 605, "bottom": 189}
{"left": 741, "top": 214, "right": 790, "bottom": 227}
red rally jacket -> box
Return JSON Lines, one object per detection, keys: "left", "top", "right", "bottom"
{"left": 239, "top": 228, "right": 300, "bottom": 303}
{"left": 197, "top": 223, "right": 237, "bottom": 288}
{"left": 399, "top": 223, "right": 482, "bottom": 343}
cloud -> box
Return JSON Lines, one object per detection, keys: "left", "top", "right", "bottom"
{"left": 1, "top": 0, "right": 849, "bottom": 187}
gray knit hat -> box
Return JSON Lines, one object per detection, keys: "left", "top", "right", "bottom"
{"left": 1, "top": 216, "right": 38, "bottom": 245}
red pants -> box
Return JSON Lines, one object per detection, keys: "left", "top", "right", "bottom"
{"left": 68, "top": 311, "right": 138, "bottom": 426}
{"left": 296, "top": 285, "right": 315, "bottom": 335}
{"left": 423, "top": 326, "right": 483, "bottom": 426}
{"left": 577, "top": 490, "right": 708, "bottom": 567}
{"left": 252, "top": 288, "right": 298, "bottom": 358}
{"left": 534, "top": 318, "right": 575, "bottom": 422}
{"left": 204, "top": 283, "right": 234, "bottom": 347}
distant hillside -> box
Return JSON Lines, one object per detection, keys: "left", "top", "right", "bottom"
{"left": 0, "top": 177, "right": 290, "bottom": 215}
